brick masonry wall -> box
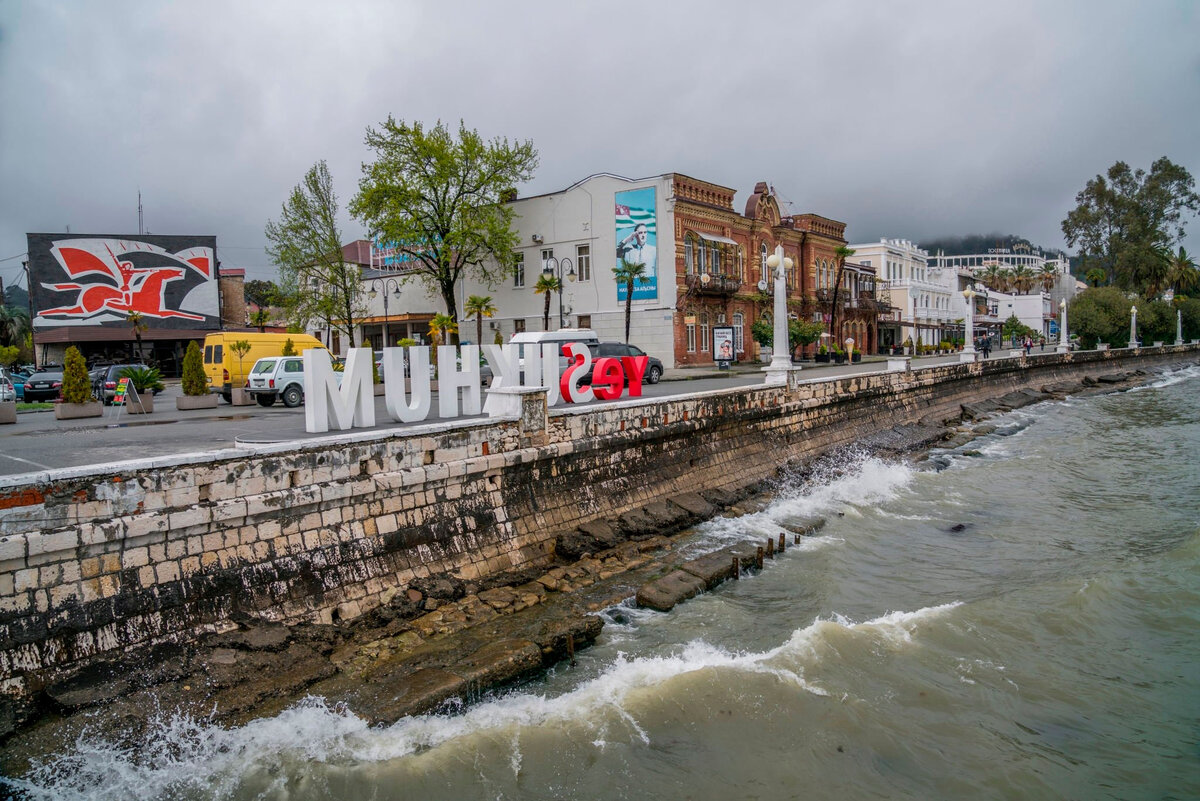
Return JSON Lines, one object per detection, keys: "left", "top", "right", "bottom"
{"left": 0, "top": 346, "right": 1195, "bottom": 697}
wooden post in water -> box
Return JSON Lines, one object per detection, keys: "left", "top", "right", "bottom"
{"left": 794, "top": 532, "right": 801, "bottom": 545}
{"left": 756, "top": 546, "right": 764, "bottom": 570}
{"left": 567, "top": 634, "right": 576, "bottom": 667}
{"left": 778, "top": 533, "right": 786, "bottom": 552}
{"left": 731, "top": 556, "right": 739, "bottom": 580}
{"left": 766, "top": 538, "right": 775, "bottom": 559}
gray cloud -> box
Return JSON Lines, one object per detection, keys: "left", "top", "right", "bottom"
{"left": 2, "top": 0, "right": 1197, "bottom": 288}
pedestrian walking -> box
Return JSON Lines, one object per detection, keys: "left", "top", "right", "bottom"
{"left": 1023, "top": 336, "right": 1032, "bottom": 355}
{"left": 981, "top": 339, "right": 991, "bottom": 359}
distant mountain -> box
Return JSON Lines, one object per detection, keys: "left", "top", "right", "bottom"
{"left": 3, "top": 284, "right": 29, "bottom": 312}
{"left": 917, "top": 233, "right": 1068, "bottom": 261}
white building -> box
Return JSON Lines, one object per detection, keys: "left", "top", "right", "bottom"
{"left": 849, "top": 238, "right": 957, "bottom": 349}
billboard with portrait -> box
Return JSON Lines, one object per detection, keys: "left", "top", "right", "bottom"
{"left": 615, "top": 187, "right": 657, "bottom": 302}
{"left": 25, "top": 233, "right": 220, "bottom": 329}
{"left": 713, "top": 326, "right": 735, "bottom": 363}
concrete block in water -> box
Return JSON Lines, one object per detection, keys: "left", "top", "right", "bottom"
{"left": 679, "top": 551, "right": 738, "bottom": 589}
{"left": 636, "top": 570, "right": 707, "bottom": 612}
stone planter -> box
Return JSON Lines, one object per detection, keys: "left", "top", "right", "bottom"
{"left": 851, "top": 353, "right": 862, "bottom": 363}
{"left": 54, "top": 401, "right": 102, "bottom": 420}
{"left": 124, "top": 394, "right": 154, "bottom": 414}
{"left": 814, "top": 353, "right": 831, "bottom": 364}
{"left": 0, "top": 400, "right": 15, "bottom": 425}
{"left": 374, "top": 383, "right": 385, "bottom": 396}
{"left": 176, "top": 394, "right": 218, "bottom": 411}
{"left": 230, "top": 387, "right": 255, "bottom": 406}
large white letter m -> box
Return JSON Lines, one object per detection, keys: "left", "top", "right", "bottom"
{"left": 304, "top": 347, "right": 375, "bottom": 433}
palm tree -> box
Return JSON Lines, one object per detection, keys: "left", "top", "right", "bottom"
{"left": 828, "top": 245, "right": 856, "bottom": 341}
{"left": 996, "top": 268, "right": 1015, "bottom": 293}
{"left": 427, "top": 312, "right": 458, "bottom": 374}
{"left": 1085, "top": 267, "right": 1107, "bottom": 288}
{"left": 612, "top": 257, "right": 648, "bottom": 342}
{"left": 126, "top": 311, "right": 147, "bottom": 360}
{"left": 0, "top": 305, "right": 30, "bottom": 348}
{"left": 1011, "top": 265, "right": 1036, "bottom": 294}
{"left": 1143, "top": 246, "right": 1175, "bottom": 298}
{"left": 1165, "top": 246, "right": 1198, "bottom": 296}
{"left": 1039, "top": 264, "right": 1058, "bottom": 293}
{"left": 250, "top": 308, "right": 270, "bottom": 332}
{"left": 978, "top": 264, "right": 1004, "bottom": 292}
{"left": 533, "top": 273, "right": 561, "bottom": 331}
{"left": 464, "top": 294, "right": 496, "bottom": 347}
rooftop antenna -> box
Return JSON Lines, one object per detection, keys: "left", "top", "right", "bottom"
{"left": 138, "top": 189, "right": 144, "bottom": 235}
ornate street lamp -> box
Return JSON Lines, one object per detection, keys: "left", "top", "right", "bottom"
{"left": 542, "top": 256, "right": 576, "bottom": 329}
{"left": 763, "top": 245, "right": 794, "bottom": 384}
{"left": 368, "top": 277, "right": 402, "bottom": 347}
{"left": 961, "top": 286, "right": 977, "bottom": 362}
{"left": 1057, "top": 298, "right": 1069, "bottom": 353}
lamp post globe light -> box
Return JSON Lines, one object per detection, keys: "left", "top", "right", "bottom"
{"left": 1057, "top": 298, "right": 1069, "bottom": 353}
{"left": 960, "top": 286, "right": 977, "bottom": 363}
{"left": 542, "top": 256, "right": 575, "bottom": 329}
{"left": 763, "top": 245, "right": 794, "bottom": 385}
{"left": 368, "top": 277, "right": 402, "bottom": 348}
{"left": 1129, "top": 304, "right": 1138, "bottom": 349}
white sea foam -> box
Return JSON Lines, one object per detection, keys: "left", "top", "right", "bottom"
{"left": 10, "top": 601, "right": 962, "bottom": 800}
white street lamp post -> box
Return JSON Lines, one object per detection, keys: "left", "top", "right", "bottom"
{"left": 1176, "top": 309, "right": 1184, "bottom": 346}
{"left": 1129, "top": 305, "right": 1138, "bottom": 349}
{"left": 960, "top": 286, "right": 977, "bottom": 363}
{"left": 763, "top": 245, "right": 795, "bottom": 385}
{"left": 1057, "top": 298, "right": 1069, "bottom": 353}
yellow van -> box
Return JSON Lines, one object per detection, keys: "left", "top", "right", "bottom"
{"left": 202, "top": 332, "right": 326, "bottom": 402}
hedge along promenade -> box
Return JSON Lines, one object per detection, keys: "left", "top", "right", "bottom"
{"left": 0, "top": 344, "right": 1196, "bottom": 705}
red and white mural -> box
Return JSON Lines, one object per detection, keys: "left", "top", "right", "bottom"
{"left": 26, "top": 234, "right": 220, "bottom": 329}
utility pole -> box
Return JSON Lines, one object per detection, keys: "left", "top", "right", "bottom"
{"left": 22, "top": 261, "right": 37, "bottom": 368}
{"left": 138, "top": 189, "right": 144, "bottom": 235}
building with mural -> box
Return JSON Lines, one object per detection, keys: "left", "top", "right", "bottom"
{"left": 458, "top": 172, "right": 875, "bottom": 367}
{"left": 25, "top": 233, "right": 242, "bottom": 373}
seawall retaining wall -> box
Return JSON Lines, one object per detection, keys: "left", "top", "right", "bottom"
{"left": 0, "top": 346, "right": 1195, "bottom": 698}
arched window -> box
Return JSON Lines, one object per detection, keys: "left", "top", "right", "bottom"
{"left": 732, "top": 312, "right": 744, "bottom": 354}
{"left": 684, "top": 236, "right": 695, "bottom": 274}
{"left": 760, "top": 242, "right": 769, "bottom": 282}
{"left": 736, "top": 248, "right": 744, "bottom": 281}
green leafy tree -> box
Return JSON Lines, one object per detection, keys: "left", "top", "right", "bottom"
{"left": 61, "top": 346, "right": 92, "bottom": 404}
{"left": 350, "top": 117, "right": 538, "bottom": 334}
{"left": 250, "top": 308, "right": 270, "bottom": 332}
{"left": 750, "top": 317, "right": 773, "bottom": 347}
{"left": 534, "top": 273, "right": 560, "bottom": 331}
{"left": 788, "top": 318, "right": 825, "bottom": 359}
{"left": 181, "top": 341, "right": 208, "bottom": 396}
{"left": 1164, "top": 246, "right": 1199, "bottom": 296}
{"left": 0, "top": 345, "right": 20, "bottom": 369}
{"left": 243, "top": 279, "right": 279, "bottom": 309}
{"left": 1069, "top": 287, "right": 1132, "bottom": 347}
{"left": 1136, "top": 298, "right": 1175, "bottom": 344}
{"left": 266, "top": 160, "right": 365, "bottom": 349}
{"left": 230, "top": 340, "right": 252, "bottom": 382}
{"left": 1062, "top": 158, "right": 1199, "bottom": 291}
{"left": 281, "top": 338, "right": 297, "bottom": 356}
{"left": 1177, "top": 297, "right": 1200, "bottom": 340}
{"left": 464, "top": 294, "right": 496, "bottom": 346}
{"left": 1002, "top": 314, "right": 1037, "bottom": 343}
{"left": 1085, "top": 267, "right": 1108, "bottom": 288}
{"left": 613, "top": 257, "right": 648, "bottom": 342}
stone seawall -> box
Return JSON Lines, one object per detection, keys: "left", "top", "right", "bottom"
{"left": 0, "top": 346, "right": 1195, "bottom": 699}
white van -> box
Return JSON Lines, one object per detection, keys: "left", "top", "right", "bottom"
{"left": 510, "top": 329, "right": 600, "bottom": 379}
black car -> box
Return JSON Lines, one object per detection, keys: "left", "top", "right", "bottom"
{"left": 22, "top": 369, "right": 64, "bottom": 402}
{"left": 92, "top": 364, "right": 161, "bottom": 404}
{"left": 581, "top": 342, "right": 664, "bottom": 385}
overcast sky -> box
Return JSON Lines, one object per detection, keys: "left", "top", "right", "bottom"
{"left": 2, "top": 0, "right": 1198, "bottom": 288}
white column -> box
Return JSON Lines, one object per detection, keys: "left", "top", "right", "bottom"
{"left": 1056, "top": 299, "right": 1069, "bottom": 353}
{"left": 1129, "top": 305, "right": 1138, "bottom": 349}
{"left": 1176, "top": 309, "right": 1183, "bottom": 345}
{"left": 763, "top": 245, "right": 796, "bottom": 385}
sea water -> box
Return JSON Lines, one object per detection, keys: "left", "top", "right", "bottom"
{"left": 7, "top": 366, "right": 1200, "bottom": 800}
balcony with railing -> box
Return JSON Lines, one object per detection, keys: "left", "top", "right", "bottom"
{"left": 685, "top": 273, "right": 742, "bottom": 296}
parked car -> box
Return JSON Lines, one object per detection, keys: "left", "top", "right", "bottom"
{"left": 580, "top": 342, "right": 664, "bottom": 385}
{"left": 92, "top": 364, "right": 162, "bottom": 404}
{"left": 0, "top": 370, "right": 14, "bottom": 403}
{"left": 3, "top": 368, "right": 27, "bottom": 401}
{"left": 246, "top": 356, "right": 311, "bottom": 408}
{"left": 22, "top": 368, "right": 64, "bottom": 402}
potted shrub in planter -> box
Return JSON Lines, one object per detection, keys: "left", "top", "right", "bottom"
{"left": 229, "top": 339, "right": 255, "bottom": 405}
{"left": 177, "top": 341, "right": 218, "bottom": 410}
{"left": 832, "top": 347, "right": 847, "bottom": 364}
{"left": 118, "top": 365, "right": 164, "bottom": 414}
{"left": 815, "top": 345, "right": 831, "bottom": 363}
{"left": 902, "top": 337, "right": 913, "bottom": 356}
{"left": 851, "top": 347, "right": 862, "bottom": 363}
{"left": 55, "top": 346, "right": 102, "bottom": 420}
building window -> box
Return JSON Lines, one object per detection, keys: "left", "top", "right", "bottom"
{"left": 760, "top": 242, "right": 769, "bottom": 282}
{"left": 684, "top": 236, "right": 695, "bottom": 274}
{"left": 697, "top": 242, "right": 706, "bottom": 274}
{"left": 541, "top": 248, "right": 554, "bottom": 271}
{"left": 736, "top": 247, "right": 744, "bottom": 281}
{"left": 709, "top": 243, "right": 720, "bottom": 274}
{"left": 514, "top": 318, "right": 526, "bottom": 334}
{"left": 576, "top": 245, "right": 591, "bottom": 282}
{"left": 513, "top": 252, "right": 525, "bottom": 288}
{"left": 578, "top": 314, "right": 591, "bottom": 329}
{"left": 700, "top": 312, "right": 710, "bottom": 352}
{"left": 686, "top": 320, "right": 696, "bottom": 352}
{"left": 733, "top": 312, "right": 744, "bottom": 354}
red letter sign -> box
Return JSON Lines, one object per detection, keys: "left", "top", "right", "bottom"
{"left": 591, "top": 357, "right": 624, "bottom": 400}
{"left": 620, "top": 355, "right": 648, "bottom": 397}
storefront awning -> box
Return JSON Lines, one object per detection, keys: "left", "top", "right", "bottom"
{"left": 695, "top": 232, "right": 738, "bottom": 246}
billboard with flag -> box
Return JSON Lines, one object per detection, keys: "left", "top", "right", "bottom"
{"left": 614, "top": 187, "right": 657, "bottom": 301}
